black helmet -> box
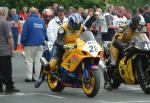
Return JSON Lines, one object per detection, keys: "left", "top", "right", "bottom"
{"left": 68, "top": 13, "right": 84, "bottom": 30}
{"left": 130, "top": 15, "right": 144, "bottom": 31}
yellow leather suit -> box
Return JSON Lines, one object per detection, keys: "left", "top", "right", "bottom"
{"left": 110, "top": 27, "right": 136, "bottom": 62}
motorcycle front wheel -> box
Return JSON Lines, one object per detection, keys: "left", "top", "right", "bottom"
{"left": 82, "top": 69, "right": 100, "bottom": 97}
{"left": 47, "top": 73, "right": 64, "bottom": 92}
{"left": 137, "top": 58, "right": 150, "bottom": 94}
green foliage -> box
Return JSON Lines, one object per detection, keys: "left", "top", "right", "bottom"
{"left": 0, "top": 0, "right": 149, "bottom": 12}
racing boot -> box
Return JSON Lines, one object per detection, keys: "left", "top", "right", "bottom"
{"left": 104, "top": 71, "right": 112, "bottom": 90}
{"left": 42, "top": 58, "right": 58, "bottom": 75}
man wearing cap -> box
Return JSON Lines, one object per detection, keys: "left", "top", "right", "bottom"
{"left": 47, "top": 6, "right": 68, "bottom": 50}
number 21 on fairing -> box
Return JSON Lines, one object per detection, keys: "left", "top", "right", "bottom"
{"left": 89, "top": 45, "right": 98, "bottom": 52}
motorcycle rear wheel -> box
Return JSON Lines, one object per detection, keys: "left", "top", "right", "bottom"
{"left": 47, "top": 73, "right": 64, "bottom": 92}
{"left": 82, "top": 69, "right": 100, "bottom": 97}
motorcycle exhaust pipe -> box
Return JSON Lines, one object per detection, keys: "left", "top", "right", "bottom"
{"left": 98, "top": 60, "right": 107, "bottom": 71}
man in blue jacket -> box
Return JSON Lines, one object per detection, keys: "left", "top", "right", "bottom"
{"left": 21, "top": 7, "right": 47, "bottom": 82}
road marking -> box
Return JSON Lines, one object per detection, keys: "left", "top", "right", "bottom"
{"left": 122, "top": 86, "right": 141, "bottom": 90}
{"left": 98, "top": 100, "right": 150, "bottom": 103}
{"left": 31, "top": 93, "right": 65, "bottom": 99}
{"left": 97, "top": 100, "right": 113, "bottom": 103}
{"left": 116, "top": 101, "right": 150, "bottom": 103}
{"left": 0, "top": 92, "right": 65, "bottom": 99}
{"left": 120, "top": 85, "right": 141, "bottom": 90}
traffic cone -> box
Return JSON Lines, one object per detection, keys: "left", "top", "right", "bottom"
{"left": 16, "top": 20, "right": 24, "bottom": 52}
{"left": 147, "top": 23, "right": 150, "bottom": 39}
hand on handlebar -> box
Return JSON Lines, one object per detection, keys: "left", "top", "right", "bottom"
{"left": 63, "top": 44, "right": 77, "bottom": 51}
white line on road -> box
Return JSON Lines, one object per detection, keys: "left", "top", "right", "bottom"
{"left": 121, "top": 85, "right": 141, "bottom": 90}
{"left": 31, "top": 93, "right": 65, "bottom": 99}
{"left": 116, "top": 101, "right": 150, "bottom": 103}
{"left": 98, "top": 100, "right": 150, "bottom": 103}
{"left": 122, "top": 86, "right": 141, "bottom": 90}
{"left": 0, "top": 92, "right": 65, "bottom": 99}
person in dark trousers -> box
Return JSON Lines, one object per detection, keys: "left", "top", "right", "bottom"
{"left": 0, "top": 9, "right": 20, "bottom": 93}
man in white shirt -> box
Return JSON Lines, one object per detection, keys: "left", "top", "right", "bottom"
{"left": 113, "top": 6, "right": 127, "bottom": 27}
{"left": 101, "top": 5, "right": 118, "bottom": 41}
{"left": 47, "top": 6, "right": 68, "bottom": 50}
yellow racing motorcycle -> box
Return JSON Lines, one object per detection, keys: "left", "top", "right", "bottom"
{"left": 104, "top": 33, "right": 150, "bottom": 94}
{"left": 35, "top": 31, "right": 104, "bottom": 97}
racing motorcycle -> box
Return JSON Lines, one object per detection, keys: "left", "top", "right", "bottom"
{"left": 35, "top": 31, "right": 104, "bottom": 97}
{"left": 104, "top": 33, "right": 150, "bottom": 94}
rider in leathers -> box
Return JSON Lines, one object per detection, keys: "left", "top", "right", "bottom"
{"left": 44, "top": 13, "right": 85, "bottom": 73}
{"left": 104, "top": 15, "right": 144, "bottom": 90}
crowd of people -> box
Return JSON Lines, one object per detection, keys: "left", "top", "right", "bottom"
{"left": 0, "top": 2, "right": 150, "bottom": 93}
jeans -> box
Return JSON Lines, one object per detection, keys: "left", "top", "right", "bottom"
{"left": 11, "top": 27, "right": 18, "bottom": 50}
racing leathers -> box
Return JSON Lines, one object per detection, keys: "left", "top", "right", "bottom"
{"left": 46, "top": 22, "right": 84, "bottom": 72}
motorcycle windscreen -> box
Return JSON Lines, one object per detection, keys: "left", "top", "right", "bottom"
{"left": 80, "top": 31, "right": 102, "bottom": 57}
{"left": 132, "top": 33, "right": 150, "bottom": 50}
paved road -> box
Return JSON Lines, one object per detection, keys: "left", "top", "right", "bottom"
{"left": 1, "top": 53, "right": 150, "bottom": 103}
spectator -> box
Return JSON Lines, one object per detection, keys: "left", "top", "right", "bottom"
{"left": 96, "top": 7, "right": 103, "bottom": 14}
{"left": 52, "top": 2, "right": 59, "bottom": 11}
{"left": 125, "top": 9, "right": 133, "bottom": 25}
{"left": 66, "top": 6, "right": 75, "bottom": 17}
{"left": 47, "top": 6, "right": 68, "bottom": 47}
{"left": 143, "top": 5, "right": 150, "bottom": 36}
{"left": 137, "top": 8, "right": 145, "bottom": 25}
{"left": 125, "top": 9, "right": 132, "bottom": 20}
{"left": 85, "top": 8, "right": 96, "bottom": 30}
{"left": 52, "top": 2, "right": 59, "bottom": 16}
{"left": 101, "top": 4, "right": 118, "bottom": 41}
{"left": 113, "top": 6, "right": 127, "bottom": 27}
{"left": 0, "top": 9, "right": 20, "bottom": 93}
{"left": 143, "top": 4, "right": 150, "bottom": 23}
{"left": 9, "top": 8, "right": 19, "bottom": 50}
{"left": 91, "top": 11, "right": 103, "bottom": 44}
{"left": 19, "top": 7, "right": 28, "bottom": 20}
{"left": 42, "top": 8, "right": 53, "bottom": 27}
{"left": 36, "top": 9, "right": 41, "bottom": 18}
{"left": 78, "top": 7, "right": 86, "bottom": 20}
{"left": 20, "top": 7, "right": 47, "bottom": 82}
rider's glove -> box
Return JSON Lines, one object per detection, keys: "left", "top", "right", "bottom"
{"left": 63, "top": 44, "right": 77, "bottom": 51}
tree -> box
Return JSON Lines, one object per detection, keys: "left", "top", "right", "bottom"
{"left": 0, "top": 0, "right": 149, "bottom": 12}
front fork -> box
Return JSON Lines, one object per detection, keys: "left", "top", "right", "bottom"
{"left": 82, "top": 62, "right": 98, "bottom": 82}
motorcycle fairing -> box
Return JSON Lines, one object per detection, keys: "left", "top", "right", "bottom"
{"left": 61, "top": 38, "right": 101, "bottom": 72}
{"left": 119, "top": 56, "right": 135, "bottom": 84}
{"left": 61, "top": 51, "right": 94, "bottom": 72}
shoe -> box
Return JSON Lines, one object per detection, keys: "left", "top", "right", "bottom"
{"left": 25, "top": 79, "right": 32, "bottom": 82}
{"left": 104, "top": 81, "right": 112, "bottom": 91}
{"left": 32, "top": 78, "right": 35, "bottom": 82}
{"left": 5, "top": 87, "right": 20, "bottom": 93}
